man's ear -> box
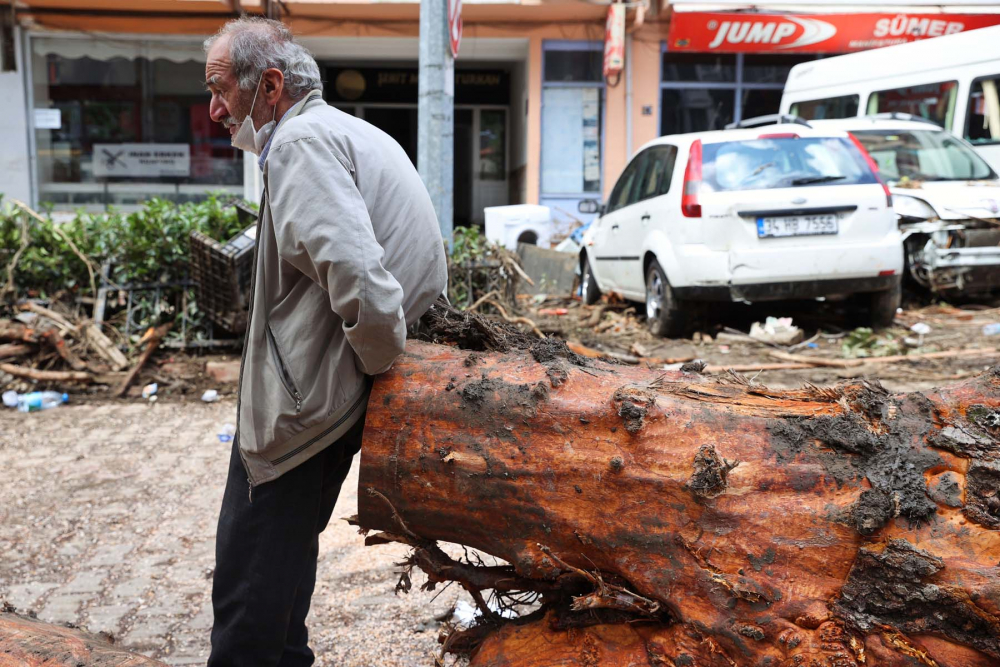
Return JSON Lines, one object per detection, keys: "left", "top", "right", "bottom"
{"left": 262, "top": 67, "right": 284, "bottom": 105}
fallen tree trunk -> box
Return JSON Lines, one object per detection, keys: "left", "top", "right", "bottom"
{"left": 0, "top": 610, "right": 165, "bottom": 666}
{"left": 358, "top": 338, "right": 1000, "bottom": 667}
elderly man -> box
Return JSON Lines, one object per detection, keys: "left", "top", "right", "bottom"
{"left": 203, "top": 17, "right": 447, "bottom": 666}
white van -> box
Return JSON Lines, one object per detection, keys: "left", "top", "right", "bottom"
{"left": 779, "top": 25, "right": 1000, "bottom": 170}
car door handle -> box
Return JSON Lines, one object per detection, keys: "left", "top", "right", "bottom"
{"left": 641, "top": 213, "right": 651, "bottom": 222}
{"left": 611, "top": 223, "right": 620, "bottom": 231}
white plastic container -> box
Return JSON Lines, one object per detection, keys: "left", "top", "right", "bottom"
{"left": 484, "top": 205, "right": 554, "bottom": 251}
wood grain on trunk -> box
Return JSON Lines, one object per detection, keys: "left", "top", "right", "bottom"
{"left": 358, "top": 341, "right": 1000, "bottom": 667}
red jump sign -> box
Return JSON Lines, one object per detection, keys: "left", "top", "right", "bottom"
{"left": 667, "top": 12, "right": 1000, "bottom": 53}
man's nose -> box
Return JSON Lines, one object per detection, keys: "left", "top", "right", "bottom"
{"left": 209, "top": 95, "right": 228, "bottom": 123}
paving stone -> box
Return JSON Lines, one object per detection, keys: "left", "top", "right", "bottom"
{"left": 85, "top": 603, "right": 133, "bottom": 635}
{"left": 205, "top": 361, "right": 240, "bottom": 384}
{"left": 37, "top": 592, "right": 92, "bottom": 623}
{"left": 2, "top": 582, "right": 60, "bottom": 612}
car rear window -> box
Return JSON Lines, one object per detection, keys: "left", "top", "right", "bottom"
{"left": 701, "top": 136, "right": 878, "bottom": 192}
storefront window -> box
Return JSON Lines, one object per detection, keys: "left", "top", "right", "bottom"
{"left": 479, "top": 109, "right": 506, "bottom": 180}
{"left": 740, "top": 89, "right": 785, "bottom": 122}
{"left": 661, "top": 53, "right": 736, "bottom": 83}
{"left": 31, "top": 37, "right": 242, "bottom": 209}
{"left": 741, "top": 54, "right": 812, "bottom": 84}
{"left": 544, "top": 50, "right": 603, "bottom": 83}
{"left": 867, "top": 81, "right": 958, "bottom": 129}
{"left": 790, "top": 95, "right": 860, "bottom": 120}
{"left": 660, "top": 51, "right": 812, "bottom": 136}
{"left": 541, "top": 45, "right": 603, "bottom": 197}
{"left": 965, "top": 76, "right": 1000, "bottom": 145}
{"left": 660, "top": 88, "right": 734, "bottom": 135}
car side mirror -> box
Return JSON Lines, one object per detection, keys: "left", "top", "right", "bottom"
{"left": 578, "top": 199, "right": 601, "bottom": 215}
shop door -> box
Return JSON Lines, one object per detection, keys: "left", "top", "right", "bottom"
{"left": 455, "top": 109, "right": 474, "bottom": 227}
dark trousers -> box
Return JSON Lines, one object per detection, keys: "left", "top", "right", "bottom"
{"left": 208, "top": 417, "right": 364, "bottom": 667}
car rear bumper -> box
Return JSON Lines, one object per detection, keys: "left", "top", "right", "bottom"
{"left": 674, "top": 275, "right": 899, "bottom": 302}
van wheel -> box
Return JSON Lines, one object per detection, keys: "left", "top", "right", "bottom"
{"left": 645, "top": 260, "right": 682, "bottom": 337}
{"left": 581, "top": 256, "right": 601, "bottom": 305}
{"left": 870, "top": 277, "right": 902, "bottom": 330}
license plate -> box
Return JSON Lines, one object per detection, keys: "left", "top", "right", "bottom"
{"left": 756, "top": 214, "right": 839, "bottom": 238}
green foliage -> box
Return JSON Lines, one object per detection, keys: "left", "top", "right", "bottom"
{"left": 0, "top": 194, "right": 249, "bottom": 298}
{"left": 450, "top": 225, "right": 489, "bottom": 266}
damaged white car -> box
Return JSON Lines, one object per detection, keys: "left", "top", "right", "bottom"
{"left": 813, "top": 115, "right": 1000, "bottom": 297}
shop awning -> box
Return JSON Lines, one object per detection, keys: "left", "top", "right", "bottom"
{"left": 14, "top": 0, "right": 609, "bottom": 36}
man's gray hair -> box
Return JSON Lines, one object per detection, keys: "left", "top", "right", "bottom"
{"left": 204, "top": 17, "right": 323, "bottom": 99}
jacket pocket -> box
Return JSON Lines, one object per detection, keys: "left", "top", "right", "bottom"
{"left": 265, "top": 321, "right": 302, "bottom": 414}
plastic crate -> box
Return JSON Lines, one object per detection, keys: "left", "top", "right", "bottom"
{"left": 189, "top": 222, "right": 256, "bottom": 334}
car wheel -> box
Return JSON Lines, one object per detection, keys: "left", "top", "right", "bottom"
{"left": 870, "top": 277, "right": 902, "bottom": 330}
{"left": 581, "top": 255, "right": 601, "bottom": 305}
{"left": 645, "top": 260, "right": 682, "bottom": 337}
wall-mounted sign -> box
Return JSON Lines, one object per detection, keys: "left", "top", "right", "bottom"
{"left": 667, "top": 12, "right": 1000, "bottom": 53}
{"left": 449, "top": 0, "right": 463, "bottom": 58}
{"left": 326, "top": 68, "right": 509, "bottom": 105}
{"left": 92, "top": 143, "right": 190, "bottom": 178}
{"left": 604, "top": 4, "right": 626, "bottom": 79}
{"left": 34, "top": 108, "right": 62, "bottom": 130}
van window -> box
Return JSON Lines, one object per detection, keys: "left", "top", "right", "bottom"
{"left": 851, "top": 130, "right": 996, "bottom": 183}
{"left": 867, "top": 81, "right": 957, "bottom": 128}
{"left": 965, "top": 76, "right": 1000, "bottom": 146}
{"left": 701, "top": 137, "right": 878, "bottom": 192}
{"left": 790, "top": 95, "right": 860, "bottom": 120}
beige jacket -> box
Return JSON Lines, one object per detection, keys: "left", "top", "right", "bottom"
{"left": 237, "top": 95, "right": 447, "bottom": 486}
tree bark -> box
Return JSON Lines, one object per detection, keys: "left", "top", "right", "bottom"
{"left": 357, "top": 341, "right": 1000, "bottom": 667}
{"left": 0, "top": 610, "right": 165, "bottom": 666}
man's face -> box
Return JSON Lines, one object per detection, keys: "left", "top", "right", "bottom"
{"left": 205, "top": 35, "right": 261, "bottom": 138}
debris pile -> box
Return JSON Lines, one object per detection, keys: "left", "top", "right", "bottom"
{"left": 0, "top": 301, "right": 169, "bottom": 399}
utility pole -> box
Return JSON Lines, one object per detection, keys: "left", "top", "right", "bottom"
{"left": 417, "top": 0, "right": 454, "bottom": 246}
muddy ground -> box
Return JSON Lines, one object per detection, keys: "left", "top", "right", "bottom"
{"left": 1, "top": 297, "right": 997, "bottom": 665}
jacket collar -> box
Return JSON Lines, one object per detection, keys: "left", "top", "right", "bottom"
{"left": 257, "top": 90, "right": 324, "bottom": 171}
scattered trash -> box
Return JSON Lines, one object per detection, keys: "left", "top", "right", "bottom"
{"left": 630, "top": 342, "right": 650, "bottom": 358}
{"left": 218, "top": 423, "right": 236, "bottom": 443}
{"left": 983, "top": 323, "right": 1000, "bottom": 336}
{"left": 909, "top": 322, "right": 931, "bottom": 347}
{"left": 16, "top": 391, "right": 68, "bottom": 413}
{"left": 537, "top": 308, "right": 569, "bottom": 316}
{"left": 201, "top": 389, "right": 220, "bottom": 403}
{"left": 2, "top": 390, "right": 18, "bottom": 408}
{"left": 718, "top": 345, "right": 731, "bottom": 354}
{"left": 451, "top": 598, "right": 517, "bottom": 628}
{"left": 841, "top": 327, "right": 903, "bottom": 358}
{"left": 141, "top": 383, "right": 158, "bottom": 400}
{"left": 749, "top": 317, "right": 804, "bottom": 346}
{"left": 806, "top": 342, "right": 819, "bottom": 349}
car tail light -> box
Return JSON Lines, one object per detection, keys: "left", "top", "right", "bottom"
{"left": 879, "top": 269, "right": 896, "bottom": 276}
{"left": 758, "top": 132, "right": 799, "bottom": 139}
{"left": 682, "top": 139, "right": 702, "bottom": 218}
{"left": 848, "top": 132, "right": 893, "bottom": 207}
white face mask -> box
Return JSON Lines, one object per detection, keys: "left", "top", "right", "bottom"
{"left": 231, "top": 75, "right": 276, "bottom": 155}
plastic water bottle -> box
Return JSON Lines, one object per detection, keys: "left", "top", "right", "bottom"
{"left": 17, "top": 391, "right": 68, "bottom": 413}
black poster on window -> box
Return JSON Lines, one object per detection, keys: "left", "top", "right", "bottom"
{"left": 325, "top": 67, "right": 509, "bottom": 105}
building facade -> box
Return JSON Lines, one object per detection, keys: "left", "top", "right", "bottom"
{"left": 2, "top": 0, "right": 999, "bottom": 226}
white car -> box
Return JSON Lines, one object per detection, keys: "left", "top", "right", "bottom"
{"left": 810, "top": 115, "right": 1000, "bottom": 297}
{"left": 580, "top": 116, "right": 904, "bottom": 336}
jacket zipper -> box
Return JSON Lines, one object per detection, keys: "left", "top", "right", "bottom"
{"left": 264, "top": 321, "right": 303, "bottom": 414}
{"left": 269, "top": 389, "right": 367, "bottom": 466}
